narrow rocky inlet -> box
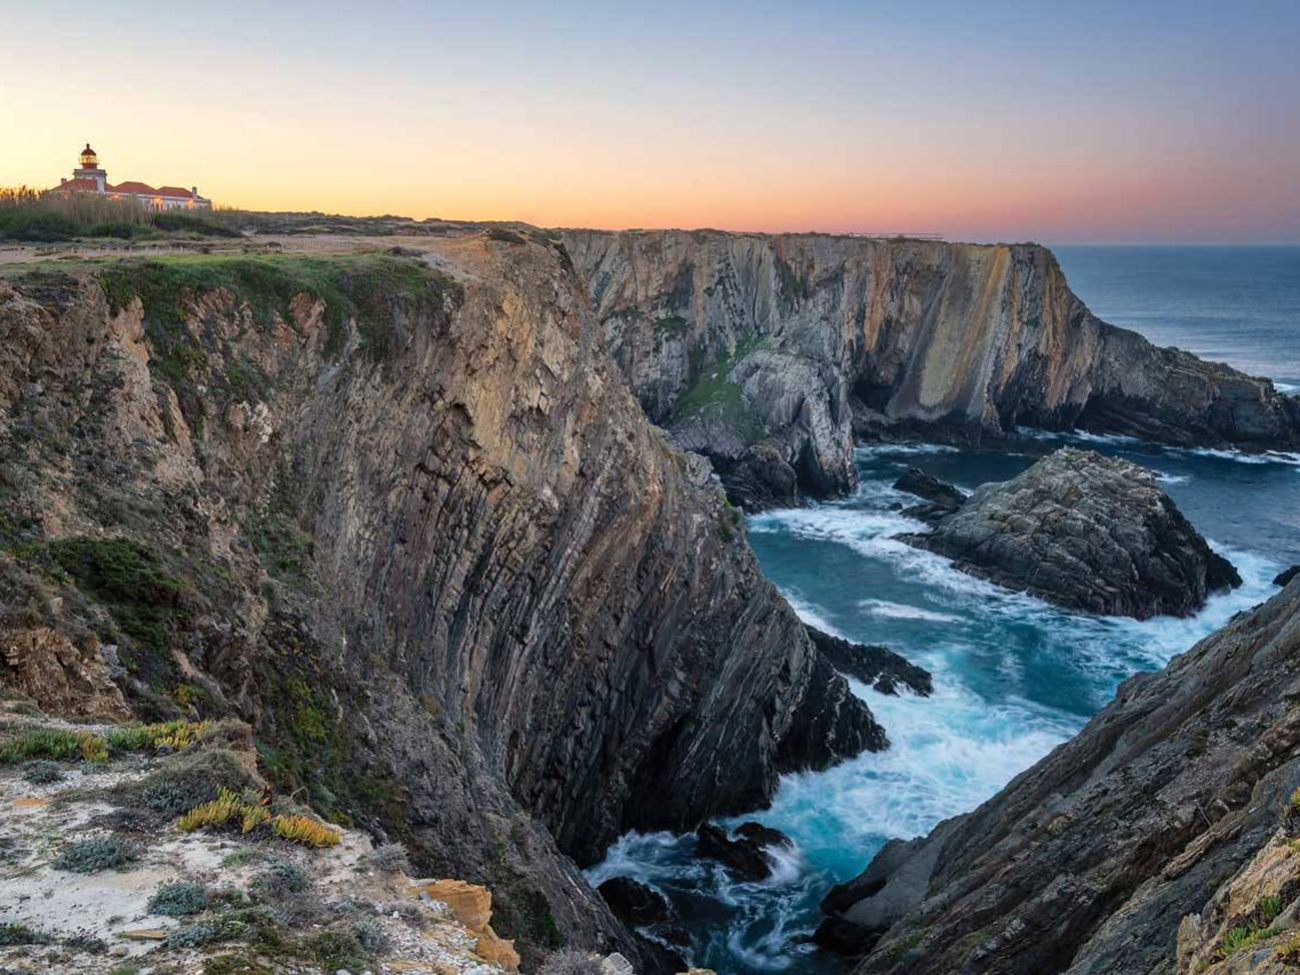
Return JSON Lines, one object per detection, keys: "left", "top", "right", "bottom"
{"left": 1, "top": 224, "right": 1298, "bottom": 975}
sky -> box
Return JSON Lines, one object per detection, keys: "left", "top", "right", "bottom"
{"left": 2, "top": 0, "right": 1298, "bottom": 243}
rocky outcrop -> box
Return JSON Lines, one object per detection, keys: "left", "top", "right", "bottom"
{"left": 805, "top": 625, "right": 932, "bottom": 696}
{"left": 0, "top": 237, "right": 880, "bottom": 965}
{"left": 1276, "top": 565, "right": 1300, "bottom": 587}
{"left": 901, "top": 448, "right": 1241, "bottom": 618}
{"left": 694, "top": 822, "right": 794, "bottom": 882}
{"left": 892, "top": 467, "right": 966, "bottom": 523}
{"left": 820, "top": 575, "right": 1300, "bottom": 975}
{"left": 560, "top": 231, "right": 1300, "bottom": 507}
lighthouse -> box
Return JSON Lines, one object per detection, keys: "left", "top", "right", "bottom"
{"left": 72, "top": 143, "right": 107, "bottom": 192}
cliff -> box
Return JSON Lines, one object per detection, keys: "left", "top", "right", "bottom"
{"left": 819, "top": 576, "right": 1300, "bottom": 975}
{"left": 560, "top": 230, "right": 1300, "bottom": 508}
{"left": 0, "top": 236, "right": 879, "bottom": 966}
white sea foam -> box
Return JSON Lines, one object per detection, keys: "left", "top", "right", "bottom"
{"left": 857, "top": 598, "right": 962, "bottom": 623}
{"left": 855, "top": 442, "right": 959, "bottom": 458}
{"left": 1156, "top": 472, "right": 1190, "bottom": 485}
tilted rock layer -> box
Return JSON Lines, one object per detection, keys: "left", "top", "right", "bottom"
{"left": 560, "top": 231, "right": 1300, "bottom": 507}
{"left": 823, "top": 576, "right": 1300, "bottom": 975}
{"left": 901, "top": 448, "right": 1241, "bottom": 618}
{"left": 0, "top": 235, "right": 879, "bottom": 965}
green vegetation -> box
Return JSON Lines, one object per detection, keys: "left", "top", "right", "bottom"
{"left": 775, "top": 254, "right": 811, "bottom": 304}
{"left": 485, "top": 227, "right": 527, "bottom": 245}
{"left": 0, "top": 719, "right": 210, "bottom": 768}
{"left": 1283, "top": 786, "right": 1300, "bottom": 836}
{"left": 0, "top": 727, "right": 106, "bottom": 764}
{"left": 0, "top": 923, "right": 53, "bottom": 946}
{"left": 47, "top": 536, "right": 188, "bottom": 665}
{"left": 52, "top": 836, "right": 140, "bottom": 873}
{"left": 177, "top": 786, "right": 341, "bottom": 847}
{"left": 148, "top": 881, "right": 209, "bottom": 917}
{"left": 20, "top": 759, "right": 65, "bottom": 784}
{"left": 0, "top": 186, "right": 236, "bottom": 242}
{"left": 111, "top": 744, "right": 257, "bottom": 816}
{"left": 670, "top": 334, "right": 769, "bottom": 443}
{"left": 1218, "top": 923, "right": 1278, "bottom": 957}
{"left": 91, "top": 252, "right": 459, "bottom": 373}
{"left": 250, "top": 858, "right": 308, "bottom": 897}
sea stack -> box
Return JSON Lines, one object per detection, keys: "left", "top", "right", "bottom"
{"left": 898, "top": 448, "right": 1241, "bottom": 618}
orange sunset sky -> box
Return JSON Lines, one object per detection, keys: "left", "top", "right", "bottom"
{"left": 4, "top": 0, "right": 1299, "bottom": 243}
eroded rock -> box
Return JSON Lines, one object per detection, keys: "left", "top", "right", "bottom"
{"left": 901, "top": 448, "right": 1240, "bottom": 618}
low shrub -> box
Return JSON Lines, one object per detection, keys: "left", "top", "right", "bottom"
{"left": 0, "top": 923, "right": 52, "bottom": 946}
{"left": 148, "top": 881, "right": 208, "bottom": 917}
{"left": 114, "top": 746, "right": 256, "bottom": 816}
{"left": 307, "top": 927, "right": 369, "bottom": 971}
{"left": 537, "top": 948, "right": 605, "bottom": 975}
{"left": 362, "top": 842, "right": 410, "bottom": 874}
{"left": 21, "top": 759, "right": 65, "bottom": 784}
{"left": 163, "top": 922, "right": 220, "bottom": 949}
{"left": 351, "top": 917, "right": 390, "bottom": 954}
{"left": 53, "top": 836, "right": 140, "bottom": 873}
{"left": 250, "top": 858, "right": 308, "bottom": 898}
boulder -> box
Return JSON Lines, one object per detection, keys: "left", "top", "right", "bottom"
{"left": 597, "top": 877, "right": 670, "bottom": 926}
{"left": 901, "top": 448, "right": 1240, "bottom": 618}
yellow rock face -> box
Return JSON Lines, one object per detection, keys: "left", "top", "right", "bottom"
{"left": 418, "top": 878, "right": 520, "bottom": 972}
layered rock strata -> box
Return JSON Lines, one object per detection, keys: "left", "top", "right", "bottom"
{"left": 561, "top": 231, "right": 1300, "bottom": 508}
{"left": 0, "top": 235, "right": 881, "bottom": 965}
{"left": 820, "top": 576, "right": 1300, "bottom": 975}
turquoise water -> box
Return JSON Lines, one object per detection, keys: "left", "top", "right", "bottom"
{"left": 587, "top": 248, "right": 1300, "bottom": 974}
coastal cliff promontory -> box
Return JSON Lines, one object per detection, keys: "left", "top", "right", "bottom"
{"left": 561, "top": 231, "right": 1300, "bottom": 508}
{"left": 0, "top": 234, "right": 880, "bottom": 966}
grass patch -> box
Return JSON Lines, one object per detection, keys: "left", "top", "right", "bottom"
{"left": 110, "top": 745, "right": 258, "bottom": 816}
{"left": 92, "top": 252, "right": 460, "bottom": 368}
{"left": 670, "top": 334, "right": 769, "bottom": 441}
{"left": 0, "top": 727, "right": 107, "bottom": 764}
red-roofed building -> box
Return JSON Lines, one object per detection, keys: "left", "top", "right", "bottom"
{"left": 51, "top": 144, "right": 212, "bottom": 211}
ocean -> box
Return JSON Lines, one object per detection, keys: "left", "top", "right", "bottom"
{"left": 587, "top": 246, "right": 1300, "bottom": 973}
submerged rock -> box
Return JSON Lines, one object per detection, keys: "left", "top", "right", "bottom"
{"left": 695, "top": 822, "right": 793, "bottom": 882}
{"left": 805, "top": 626, "right": 932, "bottom": 696}
{"left": 597, "top": 877, "right": 671, "bottom": 926}
{"left": 901, "top": 448, "right": 1240, "bottom": 618}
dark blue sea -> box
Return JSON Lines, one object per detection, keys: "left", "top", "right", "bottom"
{"left": 588, "top": 246, "right": 1300, "bottom": 974}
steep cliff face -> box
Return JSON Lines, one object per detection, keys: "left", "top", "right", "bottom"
{"left": 561, "top": 230, "right": 1300, "bottom": 507}
{"left": 0, "top": 237, "right": 879, "bottom": 964}
{"left": 818, "top": 577, "right": 1300, "bottom": 975}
